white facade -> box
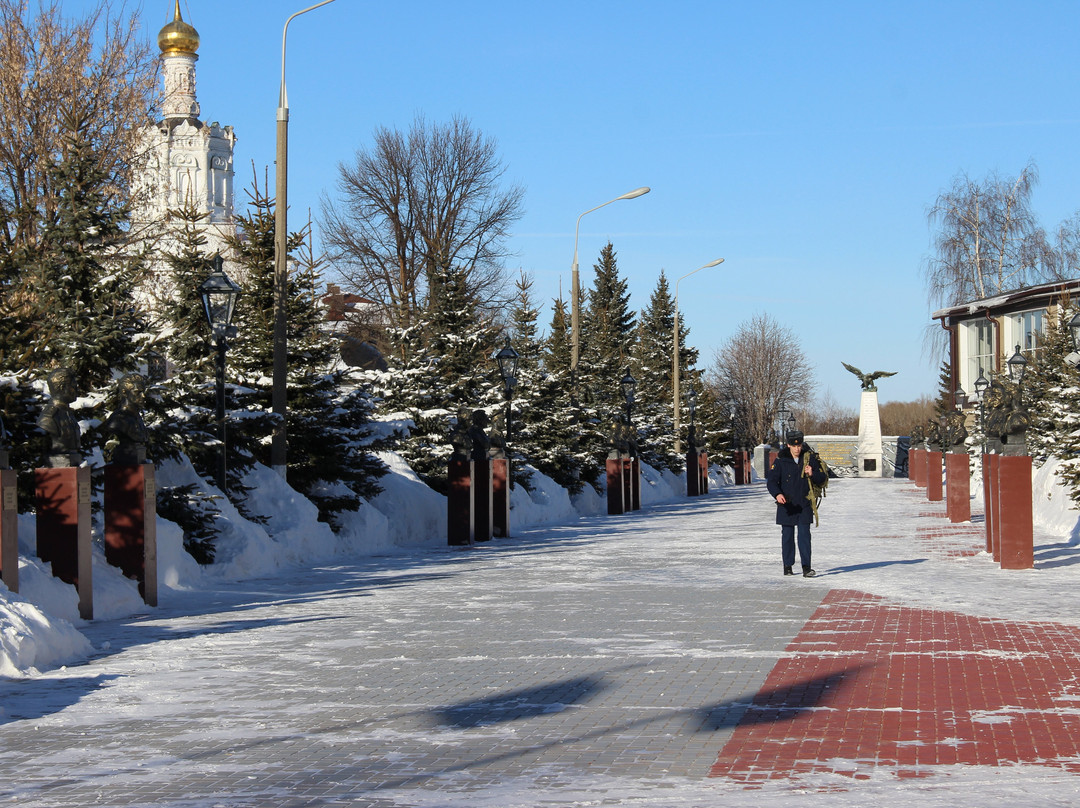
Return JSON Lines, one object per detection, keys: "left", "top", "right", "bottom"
{"left": 934, "top": 280, "right": 1080, "bottom": 403}
{"left": 131, "top": 4, "right": 238, "bottom": 310}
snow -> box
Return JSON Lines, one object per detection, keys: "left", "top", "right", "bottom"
{"left": 1, "top": 452, "right": 1079, "bottom": 804}
{"left": 0, "top": 452, "right": 703, "bottom": 677}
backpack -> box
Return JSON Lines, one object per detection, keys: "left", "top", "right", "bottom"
{"left": 802, "top": 448, "right": 828, "bottom": 526}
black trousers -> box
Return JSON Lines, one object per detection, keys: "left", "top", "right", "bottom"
{"left": 781, "top": 522, "right": 812, "bottom": 569}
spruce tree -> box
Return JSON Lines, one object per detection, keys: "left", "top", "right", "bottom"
{"left": 494, "top": 272, "right": 586, "bottom": 491}
{"left": 535, "top": 293, "right": 597, "bottom": 491}
{"left": 1027, "top": 304, "right": 1079, "bottom": 467}
{"left": 577, "top": 242, "right": 636, "bottom": 470}
{"left": 226, "top": 178, "right": 386, "bottom": 525}
{"left": 543, "top": 294, "right": 572, "bottom": 377}
{"left": 29, "top": 109, "right": 148, "bottom": 394}
{"left": 632, "top": 271, "right": 688, "bottom": 473}
{"left": 375, "top": 260, "right": 498, "bottom": 492}
{"left": 143, "top": 206, "right": 227, "bottom": 563}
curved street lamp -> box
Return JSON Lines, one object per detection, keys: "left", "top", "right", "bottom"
{"left": 673, "top": 258, "right": 724, "bottom": 452}
{"left": 198, "top": 254, "right": 240, "bottom": 492}
{"left": 273, "top": 0, "right": 337, "bottom": 480}
{"left": 570, "top": 187, "right": 650, "bottom": 378}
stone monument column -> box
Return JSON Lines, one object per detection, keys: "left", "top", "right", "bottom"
{"left": 856, "top": 389, "right": 884, "bottom": 477}
{"left": 842, "top": 362, "right": 896, "bottom": 478}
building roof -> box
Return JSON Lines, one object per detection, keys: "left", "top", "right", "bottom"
{"left": 931, "top": 278, "right": 1080, "bottom": 322}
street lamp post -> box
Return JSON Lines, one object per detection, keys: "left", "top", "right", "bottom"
{"left": 570, "top": 187, "right": 650, "bottom": 378}
{"left": 494, "top": 336, "right": 519, "bottom": 489}
{"left": 974, "top": 370, "right": 989, "bottom": 454}
{"left": 673, "top": 258, "right": 724, "bottom": 452}
{"left": 199, "top": 255, "right": 240, "bottom": 493}
{"left": 776, "top": 403, "right": 790, "bottom": 445}
{"left": 686, "top": 385, "right": 697, "bottom": 449}
{"left": 273, "top": 0, "right": 337, "bottom": 480}
{"left": 1007, "top": 344, "right": 1028, "bottom": 387}
{"left": 621, "top": 368, "right": 637, "bottom": 430}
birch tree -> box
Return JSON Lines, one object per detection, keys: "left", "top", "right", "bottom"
{"left": 924, "top": 161, "right": 1051, "bottom": 310}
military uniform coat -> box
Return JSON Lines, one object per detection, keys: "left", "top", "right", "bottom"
{"left": 766, "top": 446, "right": 828, "bottom": 526}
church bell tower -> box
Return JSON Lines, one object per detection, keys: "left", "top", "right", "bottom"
{"left": 133, "top": 1, "right": 237, "bottom": 263}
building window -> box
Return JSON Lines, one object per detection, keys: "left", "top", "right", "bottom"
{"left": 1013, "top": 310, "right": 1045, "bottom": 358}
{"left": 965, "top": 319, "right": 994, "bottom": 391}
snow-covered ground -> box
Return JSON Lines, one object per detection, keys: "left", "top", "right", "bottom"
{"left": 2, "top": 452, "right": 1080, "bottom": 806}
{"left": 3, "top": 453, "right": 1078, "bottom": 677}
{"left": 0, "top": 451, "right": 702, "bottom": 677}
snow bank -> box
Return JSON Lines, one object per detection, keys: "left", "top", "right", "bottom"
{"left": 0, "top": 454, "right": 723, "bottom": 677}
{"left": 1032, "top": 456, "right": 1080, "bottom": 542}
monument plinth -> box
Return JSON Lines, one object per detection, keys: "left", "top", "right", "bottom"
{"left": 856, "top": 390, "right": 885, "bottom": 476}
{"left": 843, "top": 362, "right": 896, "bottom": 478}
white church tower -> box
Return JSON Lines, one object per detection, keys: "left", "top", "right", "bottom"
{"left": 133, "top": 2, "right": 238, "bottom": 305}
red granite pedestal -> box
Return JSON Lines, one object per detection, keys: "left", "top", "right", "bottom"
{"left": 35, "top": 466, "right": 92, "bottom": 619}
{"left": 104, "top": 464, "right": 158, "bottom": 606}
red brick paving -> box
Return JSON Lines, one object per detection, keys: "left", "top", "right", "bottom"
{"left": 710, "top": 589, "right": 1080, "bottom": 785}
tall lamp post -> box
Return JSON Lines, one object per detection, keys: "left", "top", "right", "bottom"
{"left": 273, "top": 0, "right": 337, "bottom": 480}
{"left": 199, "top": 255, "right": 240, "bottom": 492}
{"left": 621, "top": 368, "right": 637, "bottom": 430}
{"left": 673, "top": 258, "right": 724, "bottom": 452}
{"left": 495, "top": 336, "right": 519, "bottom": 489}
{"left": 570, "top": 187, "right": 650, "bottom": 377}
{"left": 686, "top": 385, "right": 697, "bottom": 448}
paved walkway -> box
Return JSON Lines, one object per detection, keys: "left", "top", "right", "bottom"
{"left": 1, "top": 477, "right": 1079, "bottom": 806}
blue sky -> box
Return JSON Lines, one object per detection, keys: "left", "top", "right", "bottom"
{"left": 83, "top": 1, "right": 1080, "bottom": 403}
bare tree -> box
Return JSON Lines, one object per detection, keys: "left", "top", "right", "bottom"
{"left": 924, "top": 161, "right": 1050, "bottom": 311}
{"left": 0, "top": 0, "right": 158, "bottom": 259}
{"left": 707, "top": 313, "right": 815, "bottom": 445}
{"left": 321, "top": 115, "right": 524, "bottom": 340}
{"left": 793, "top": 391, "right": 858, "bottom": 436}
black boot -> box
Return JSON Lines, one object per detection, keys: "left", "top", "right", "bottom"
{"left": 783, "top": 566, "right": 794, "bottom": 576}
{"left": 802, "top": 568, "right": 816, "bottom": 578}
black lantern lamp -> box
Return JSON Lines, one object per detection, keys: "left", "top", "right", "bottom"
{"left": 494, "top": 336, "right": 519, "bottom": 489}
{"left": 621, "top": 368, "right": 636, "bottom": 425}
{"left": 1065, "top": 310, "right": 1080, "bottom": 368}
{"left": 495, "top": 336, "right": 519, "bottom": 390}
{"left": 1069, "top": 310, "right": 1080, "bottom": 351}
{"left": 199, "top": 254, "right": 240, "bottom": 344}
{"left": 954, "top": 386, "right": 967, "bottom": 411}
{"left": 974, "top": 370, "right": 989, "bottom": 399}
{"left": 198, "top": 254, "right": 240, "bottom": 492}
{"left": 1007, "top": 344, "right": 1028, "bottom": 385}
{"left": 787, "top": 411, "right": 796, "bottom": 433}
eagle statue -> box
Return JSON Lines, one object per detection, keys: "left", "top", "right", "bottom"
{"left": 842, "top": 362, "right": 897, "bottom": 392}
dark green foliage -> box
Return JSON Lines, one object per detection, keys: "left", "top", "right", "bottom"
{"left": 156, "top": 484, "right": 220, "bottom": 564}
{"left": 27, "top": 109, "right": 148, "bottom": 394}
{"left": 1026, "top": 303, "right": 1080, "bottom": 468}
{"left": 376, "top": 260, "right": 498, "bottom": 492}
{"left": 225, "top": 178, "right": 387, "bottom": 526}
{"left": 632, "top": 271, "right": 683, "bottom": 473}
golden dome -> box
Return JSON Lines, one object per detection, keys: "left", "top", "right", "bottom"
{"left": 157, "top": 1, "right": 200, "bottom": 54}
